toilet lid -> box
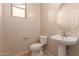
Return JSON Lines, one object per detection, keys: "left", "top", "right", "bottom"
{"left": 31, "top": 43, "right": 43, "bottom": 48}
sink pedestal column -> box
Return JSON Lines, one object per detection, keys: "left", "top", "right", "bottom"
{"left": 58, "top": 44, "right": 66, "bottom": 56}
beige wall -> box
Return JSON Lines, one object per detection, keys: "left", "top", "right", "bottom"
{"left": 41, "top": 3, "right": 62, "bottom": 56}
{"left": 1, "top": 3, "right": 79, "bottom": 56}
{"left": 62, "top": 3, "right": 79, "bottom": 56}
{"left": 2, "top": 3, "right": 40, "bottom": 55}
{"left": 41, "top": 3, "right": 79, "bottom": 56}
{"left": 0, "top": 3, "right": 4, "bottom": 52}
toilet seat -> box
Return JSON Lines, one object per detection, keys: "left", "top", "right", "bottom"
{"left": 30, "top": 43, "right": 43, "bottom": 51}
{"left": 31, "top": 43, "right": 43, "bottom": 47}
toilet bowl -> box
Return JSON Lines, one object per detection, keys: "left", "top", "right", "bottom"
{"left": 30, "top": 35, "right": 47, "bottom": 56}
{"left": 30, "top": 43, "right": 43, "bottom": 56}
{"left": 31, "top": 43, "right": 43, "bottom": 51}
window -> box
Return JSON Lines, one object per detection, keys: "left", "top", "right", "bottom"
{"left": 11, "top": 3, "right": 26, "bottom": 18}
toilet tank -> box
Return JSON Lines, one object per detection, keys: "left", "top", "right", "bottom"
{"left": 40, "top": 35, "right": 47, "bottom": 45}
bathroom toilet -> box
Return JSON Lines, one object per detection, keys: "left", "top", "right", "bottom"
{"left": 30, "top": 35, "right": 47, "bottom": 56}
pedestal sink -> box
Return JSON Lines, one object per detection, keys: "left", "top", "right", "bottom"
{"left": 51, "top": 35, "right": 78, "bottom": 56}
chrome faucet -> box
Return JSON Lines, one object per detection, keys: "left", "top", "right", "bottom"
{"left": 62, "top": 31, "right": 68, "bottom": 37}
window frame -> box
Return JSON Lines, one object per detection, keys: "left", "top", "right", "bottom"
{"left": 11, "top": 3, "right": 27, "bottom": 18}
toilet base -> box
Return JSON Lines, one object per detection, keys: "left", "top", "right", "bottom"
{"left": 31, "top": 51, "right": 43, "bottom": 56}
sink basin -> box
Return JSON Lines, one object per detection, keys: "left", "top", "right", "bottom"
{"left": 51, "top": 35, "right": 78, "bottom": 45}
{"left": 51, "top": 35, "right": 78, "bottom": 56}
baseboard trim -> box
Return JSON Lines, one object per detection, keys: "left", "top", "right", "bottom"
{"left": 15, "top": 50, "right": 53, "bottom": 56}
{"left": 0, "top": 53, "right": 11, "bottom": 56}
{"left": 0, "top": 50, "right": 52, "bottom": 56}
{"left": 44, "top": 50, "right": 53, "bottom": 56}
{"left": 15, "top": 50, "right": 30, "bottom": 56}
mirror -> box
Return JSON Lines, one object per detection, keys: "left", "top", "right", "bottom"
{"left": 57, "top": 4, "right": 79, "bottom": 32}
